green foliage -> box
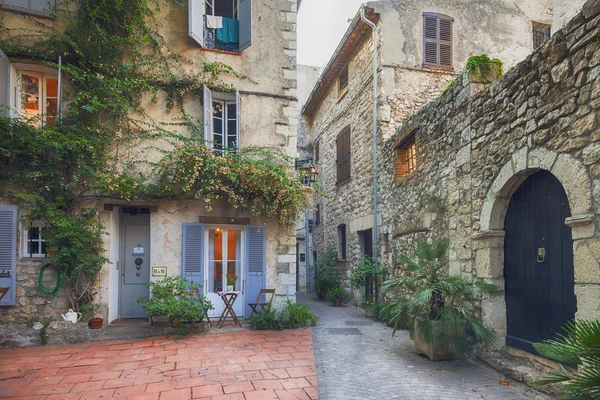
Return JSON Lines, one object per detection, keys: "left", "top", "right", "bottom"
{"left": 534, "top": 319, "right": 600, "bottom": 399}
{"left": 137, "top": 276, "right": 213, "bottom": 328}
{"left": 226, "top": 274, "right": 238, "bottom": 287}
{"left": 248, "top": 299, "right": 319, "bottom": 330}
{"left": 465, "top": 54, "right": 504, "bottom": 82}
{"left": 383, "top": 240, "right": 500, "bottom": 357}
{"left": 17, "top": 316, "right": 54, "bottom": 344}
{"left": 350, "top": 256, "right": 386, "bottom": 303}
{"left": 329, "top": 287, "right": 348, "bottom": 306}
{"left": 0, "top": 0, "right": 314, "bottom": 312}
{"left": 314, "top": 248, "right": 340, "bottom": 299}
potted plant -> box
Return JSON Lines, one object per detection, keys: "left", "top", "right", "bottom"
{"left": 350, "top": 255, "right": 386, "bottom": 315}
{"left": 315, "top": 248, "right": 339, "bottom": 300}
{"left": 361, "top": 299, "right": 375, "bottom": 318}
{"left": 226, "top": 274, "right": 238, "bottom": 291}
{"left": 330, "top": 287, "right": 348, "bottom": 307}
{"left": 383, "top": 239, "right": 499, "bottom": 361}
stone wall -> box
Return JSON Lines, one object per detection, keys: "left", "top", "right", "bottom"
{"left": 380, "top": 0, "right": 600, "bottom": 362}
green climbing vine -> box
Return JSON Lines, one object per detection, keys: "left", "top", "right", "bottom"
{"left": 465, "top": 54, "right": 504, "bottom": 82}
{"left": 0, "top": 0, "right": 314, "bottom": 314}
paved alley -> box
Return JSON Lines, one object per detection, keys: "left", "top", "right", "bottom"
{"left": 299, "top": 294, "right": 550, "bottom": 400}
{"left": 0, "top": 329, "right": 317, "bottom": 399}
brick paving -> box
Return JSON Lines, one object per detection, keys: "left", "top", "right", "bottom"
{"left": 0, "top": 329, "right": 317, "bottom": 399}
{"left": 298, "top": 293, "right": 550, "bottom": 400}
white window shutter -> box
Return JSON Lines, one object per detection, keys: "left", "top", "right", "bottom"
{"left": 0, "top": 205, "right": 17, "bottom": 306}
{"left": 203, "top": 84, "right": 213, "bottom": 148}
{"left": 0, "top": 48, "right": 10, "bottom": 118}
{"left": 238, "top": 0, "right": 252, "bottom": 51}
{"left": 189, "top": 0, "right": 205, "bottom": 47}
{"left": 235, "top": 89, "right": 240, "bottom": 149}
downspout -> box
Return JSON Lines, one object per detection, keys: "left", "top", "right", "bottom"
{"left": 361, "top": 7, "right": 378, "bottom": 272}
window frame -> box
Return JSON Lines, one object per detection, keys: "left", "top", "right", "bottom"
{"left": 1, "top": 0, "right": 56, "bottom": 17}
{"left": 423, "top": 13, "right": 453, "bottom": 70}
{"left": 395, "top": 130, "right": 418, "bottom": 179}
{"left": 18, "top": 71, "right": 58, "bottom": 127}
{"left": 532, "top": 21, "right": 551, "bottom": 50}
{"left": 22, "top": 220, "right": 48, "bottom": 259}
{"left": 203, "top": 85, "right": 240, "bottom": 154}
{"left": 336, "top": 126, "right": 351, "bottom": 184}
{"left": 337, "top": 224, "right": 347, "bottom": 260}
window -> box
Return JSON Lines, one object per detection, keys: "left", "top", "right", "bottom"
{"left": 337, "top": 224, "right": 347, "bottom": 260}
{"left": 0, "top": 52, "right": 60, "bottom": 124}
{"left": 203, "top": 85, "right": 240, "bottom": 153}
{"left": 336, "top": 126, "right": 351, "bottom": 184}
{"left": 396, "top": 131, "right": 417, "bottom": 178}
{"left": 1, "top": 0, "right": 55, "bottom": 16}
{"left": 338, "top": 64, "right": 349, "bottom": 97}
{"left": 423, "top": 13, "right": 453, "bottom": 69}
{"left": 299, "top": 253, "right": 306, "bottom": 262}
{"left": 188, "top": 0, "right": 252, "bottom": 52}
{"left": 23, "top": 220, "right": 48, "bottom": 258}
{"left": 532, "top": 22, "right": 551, "bottom": 50}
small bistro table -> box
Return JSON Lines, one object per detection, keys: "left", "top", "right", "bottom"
{"left": 216, "top": 291, "right": 243, "bottom": 328}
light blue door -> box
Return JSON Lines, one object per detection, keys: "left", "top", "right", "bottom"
{"left": 245, "top": 225, "right": 266, "bottom": 317}
{"left": 121, "top": 214, "right": 150, "bottom": 318}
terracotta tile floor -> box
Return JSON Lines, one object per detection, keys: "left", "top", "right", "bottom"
{"left": 0, "top": 329, "right": 318, "bottom": 400}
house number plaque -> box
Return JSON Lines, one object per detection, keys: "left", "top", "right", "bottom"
{"left": 152, "top": 266, "right": 167, "bottom": 277}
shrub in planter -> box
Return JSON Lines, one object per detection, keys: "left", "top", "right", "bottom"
{"left": 137, "top": 276, "right": 213, "bottom": 332}
{"left": 314, "top": 248, "right": 339, "bottom": 300}
{"left": 329, "top": 287, "right": 348, "bottom": 307}
{"left": 534, "top": 319, "right": 600, "bottom": 399}
{"left": 383, "top": 239, "right": 500, "bottom": 360}
{"left": 350, "top": 255, "right": 386, "bottom": 306}
{"left": 248, "top": 300, "right": 319, "bottom": 330}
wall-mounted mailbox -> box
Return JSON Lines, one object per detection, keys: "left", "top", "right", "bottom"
{"left": 152, "top": 266, "right": 167, "bottom": 277}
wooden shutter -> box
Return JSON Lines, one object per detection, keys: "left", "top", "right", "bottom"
{"left": 189, "top": 0, "right": 205, "bottom": 47}
{"left": 423, "top": 14, "right": 438, "bottom": 66}
{"left": 0, "top": 205, "right": 17, "bottom": 306}
{"left": 238, "top": 0, "right": 253, "bottom": 51}
{"left": 245, "top": 225, "right": 266, "bottom": 317}
{"left": 315, "top": 141, "right": 319, "bottom": 162}
{"left": 439, "top": 17, "right": 452, "bottom": 68}
{"left": 423, "top": 13, "right": 453, "bottom": 68}
{"left": 343, "top": 128, "right": 351, "bottom": 180}
{"left": 182, "top": 223, "right": 205, "bottom": 292}
{"left": 315, "top": 204, "right": 320, "bottom": 225}
{"left": 203, "top": 84, "right": 213, "bottom": 147}
{"left": 0, "top": 48, "right": 9, "bottom": 118}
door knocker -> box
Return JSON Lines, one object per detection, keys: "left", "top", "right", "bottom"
{"left": 135, "top": 257, "right": 143, "bottom": 270}
{"left": 537, "top": 248, "right": 546, "bottom": 263}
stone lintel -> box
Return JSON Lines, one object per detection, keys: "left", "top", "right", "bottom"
{"left": 472, "top": 230, "right": 505, "bottom": 240}
{"left": 564, "top": 213, "right": 595, "bottom": 227}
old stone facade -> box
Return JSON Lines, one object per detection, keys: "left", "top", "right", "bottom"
{"left": 303, "top": 0, "right": 554, "bottom": 288}
{"left": 0, "top": 0, "right": 300, "bottom": 327}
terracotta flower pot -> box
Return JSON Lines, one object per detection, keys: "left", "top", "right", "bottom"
{"left": 334, "top": 299, "right": 342, "bottom": 307}
{"left": 88, "top": 318, "right": 103, "bottom": 329}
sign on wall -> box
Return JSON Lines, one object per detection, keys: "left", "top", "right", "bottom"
{"left": 152, "top": 266, "right": 167, "bottom": 277}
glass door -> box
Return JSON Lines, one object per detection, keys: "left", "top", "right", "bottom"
{"left": 206, "top": 227, "right": 244, "bottom": 318}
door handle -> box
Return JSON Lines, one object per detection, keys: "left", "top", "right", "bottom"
{"left": 537, "top": 248, "right": 546, "bottom": 263}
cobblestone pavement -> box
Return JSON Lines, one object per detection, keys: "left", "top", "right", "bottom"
{"left": 0, "top": 329, "right": 317, "bottom": 399}
{"left": 298, "top": 293, "right": 550, "bottom": 400}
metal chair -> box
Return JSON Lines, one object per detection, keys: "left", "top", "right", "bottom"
{"left": 248, "top": 289, "right": 276, "bottom": 316}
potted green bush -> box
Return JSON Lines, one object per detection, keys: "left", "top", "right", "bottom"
{"left": 350, "top": 255, "right": 386, "bottom": 316}
{"left": 534, "top": 319, "right": 600, "bottom": 399}
{"left": 329, "top": 287, "right": 348, "bottom": 307}
{"left": 226, "top": 274, "right": 238, "bottom": 291}
{"left": 314, "top": 248, "right": 339, "bottom": 300}
{"left": 383, "top": 240, "right": 499, "bottom": 361}
{"left": 137, "top": 276, "right": 213, "bottom": 334}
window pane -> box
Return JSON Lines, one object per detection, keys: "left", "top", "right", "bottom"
{"left": 226, "top": 261, "right": 241, "bottom": 290}
{"left": 213, "top": 262, "right": 223, "bottom": 292}
{"left": 214, "top": 0, "right": 234, "bottom": 19}
{"left": 21, "top": 74, "right": 40, "bottom": 117}
{"left": 41, "top": 241, "right": 47, "bottom": 255}
{"left": 46, "top": 78, "right": 58, "bottom": 97}
{"left": 29, "top": 241, "right": 39, "bottom": 255}
{"left": 227, "top": 103, "right": 236, "bottom": 118}
{"left": 29, "top": 227, "right": 40, "bottom": 240}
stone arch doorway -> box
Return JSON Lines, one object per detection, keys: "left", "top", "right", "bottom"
{"left": 503, "top": 170, "right": 576, "bottom": 353}
{"left": 476, "top": 147, "right": 595, "bottom": 351}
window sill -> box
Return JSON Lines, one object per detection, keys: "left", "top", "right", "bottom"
{"left": 422, "top": 64, "right": 454, "bottom": 73}
{"left": 0, "top": 6, "right": 55, "bottom": 20}
{"left": 336, "top": 177, "right": 352, "bottom": 187}
{"left": 19, "top": 256, "right": 47, "bottom": 260}
{"left": 202, "top": 47, "right": 242, "bottom": 56}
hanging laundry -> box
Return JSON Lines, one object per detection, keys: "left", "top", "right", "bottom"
{"left": 216, "top": 17, "right": 239, "bottom": 45}
{"left": 206, "top": 15, "right": 223, "bottom": 29}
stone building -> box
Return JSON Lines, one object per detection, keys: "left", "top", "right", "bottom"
{"left": 379, "top": 0, "right": 600, "bottom": 377}
{"left": 0, "top": 0, "right": 300, "bottom": 326}
{"left": 302, "top": 0, "right": 554, "bottom": 291}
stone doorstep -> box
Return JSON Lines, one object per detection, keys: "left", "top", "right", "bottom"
{"left": 475, "top": 347, "right": 566, "bottom": 396}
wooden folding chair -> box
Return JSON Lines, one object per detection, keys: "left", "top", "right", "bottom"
{"left": 0, "top": 287, "right": 9, "bottom": 302}
{"left": 248, "top": 289, "right": 275, "bottom": 316}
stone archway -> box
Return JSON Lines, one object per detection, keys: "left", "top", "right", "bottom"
{"left": 475, "top": 146, "right": 595, "bottom": 350}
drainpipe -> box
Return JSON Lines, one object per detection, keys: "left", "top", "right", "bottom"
{"left": 361, "top": 7, "right": 378, "bottom": 270}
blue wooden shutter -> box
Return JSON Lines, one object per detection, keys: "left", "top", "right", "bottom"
{"left": 182, "top": 223, "right": 205, "bottom": 293}
{"left": 0, "top": 205, "right": 17, "bottom": 306}
{"left": 245, "top": 224, "right": 266, "bottom": 317}
{"left": 238, "top": 0, "right": 252, "bottom": 51}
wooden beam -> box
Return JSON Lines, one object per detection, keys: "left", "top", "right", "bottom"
{"left": 198, "top": 216, "right": 251, "bottom": 225}
{"left": 104, "top": 204, "right": 158, "bottom": 213}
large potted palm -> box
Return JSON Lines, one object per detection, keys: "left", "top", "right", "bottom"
{"left": 383, "top": 240, "right": 500, "bottom": 360}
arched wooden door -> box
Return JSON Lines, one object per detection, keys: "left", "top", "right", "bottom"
{"left": 504, "top": 170, "right": 576, "bottom": 353}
